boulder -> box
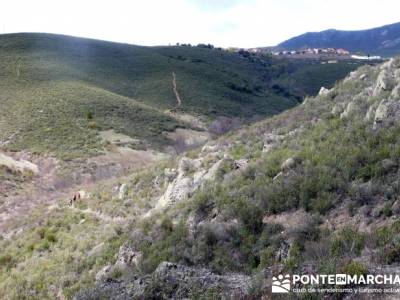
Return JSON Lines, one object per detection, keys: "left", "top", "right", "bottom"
{"left": 281, "top": 157, "right": 299, "bottom": 171}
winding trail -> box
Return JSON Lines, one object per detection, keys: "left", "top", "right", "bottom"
{"left": 67, "top": 206, "right": 126, "bottom": 223}
{"left": 172, "top": 72, "right": 182, "bottom": 108}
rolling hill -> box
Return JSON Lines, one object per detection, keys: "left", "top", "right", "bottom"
{"left": 0, "top": 33, "right": 363, "bottom": 159}
{"left": 277, "top": 22, "right": 400, "bottom": 57}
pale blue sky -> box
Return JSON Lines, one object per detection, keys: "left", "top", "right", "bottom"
{"left": 1, "top": 0, "right": 399, "bottom": 47}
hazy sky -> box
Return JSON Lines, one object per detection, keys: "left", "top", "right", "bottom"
{"left": 1, "top": 0, "right": 399, "bottom": 47}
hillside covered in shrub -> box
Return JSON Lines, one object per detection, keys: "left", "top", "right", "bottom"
{"left": 0, "top": 33, "right": 363, "bottom": 159}
{"left": 1, "top": 49, "right": 400, "bottom": 298}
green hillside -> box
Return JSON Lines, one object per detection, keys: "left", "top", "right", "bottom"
{"left": 0, "top": 33, "right": 361, "bottom": 159}
{"left": 1, "top": 56, "right": 399, "bottom": 299}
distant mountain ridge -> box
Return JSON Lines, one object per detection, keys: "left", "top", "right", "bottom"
{"left": 277, "top": 22, "right": 400, "bottom": 57}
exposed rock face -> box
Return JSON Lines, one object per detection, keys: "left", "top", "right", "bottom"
{"left": 75, "top": 262, "right": 252, "bottom": 300}
{"left": 115, "top": 243, "right": 142, "bottom": 269}
{"left": 340, "top": 92, "right": 369, "bottom": 120}
{"left": 373, "top": 70, "right": 390, "bottom": 96}
{"left": 118, "top": 183, "right": 127, "bottom": 200}
{"left": 340, "top": 101, "right": 358, "bottom": 119}
{"left": 319, "top": 86, "right": 330, "bottom": 96}
{"left": 373, "top": 99, "right": 400, "bottom": 129}
{"left": 0, "top": 152, "right": 39, "bottom": 174}
{"left": 392, "top": 84, "right": 400, "bottom": 99}
{"left": 331, "top": 103, "right": 346, "bottom": 115}
{"left": 153, "top": 156, "right": 223, "bottom": 211}
{"left": 344, "top": 70, "right": 359, "bottom": 82}
{"left": 373, "top": 63, "right": 396, "bottom": 97}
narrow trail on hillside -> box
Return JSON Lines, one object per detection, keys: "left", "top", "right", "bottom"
{"left": 0, "top": 149, "right": 165, "bottom": 237}
{"left": 67, "top": 206, "right": 126, "bottom": 223}
{"left": 172, "top": 72, "right": 182, "bottom": 108}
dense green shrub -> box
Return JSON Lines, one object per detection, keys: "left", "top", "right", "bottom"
{"left": 342, "top": 261, "right": 368, "bottom": 278}
{"left": 331, "top": 228, "right": 365, "bottom": 258}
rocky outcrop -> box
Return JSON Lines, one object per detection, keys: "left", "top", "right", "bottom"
{"left": 115, "top": 243, "right": 142, "bottom": 269}
{"left": 319, "top": 86, "right": 330, "bottom": 96}
{"left": 373, "top": 60, "right": 397, "bottom": 97}
{"left": 373, "top": 99, "right": 400, "bottom": 129}
{"left": 331, "top": 103, "right": 346, "bottom": 115}
{"left": 75, "top": 262, "right": 252, "bottom": 300}
{"left": 391, "top": 84, "right": 400, "bottom": 99}
{"left": 340, "top": 101, "right": 358, "bottom": 119}
{"left": 0, "top": 152, "right": 39, "bottom": 175}
{"left": 373, "top": 99, "right": 389, "bottom": 128}
{"left": 153, "top": 156, "right": 224, "bottom": 211}
{"left": 118, "top": 183, "right": 127, "bottom": 200}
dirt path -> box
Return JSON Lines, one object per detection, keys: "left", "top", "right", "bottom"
{"left": 172, "top": 72, "right": 182, "bottom": 108}
{"left": 67, "top": 206, "right": 126, "bottom": 223}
